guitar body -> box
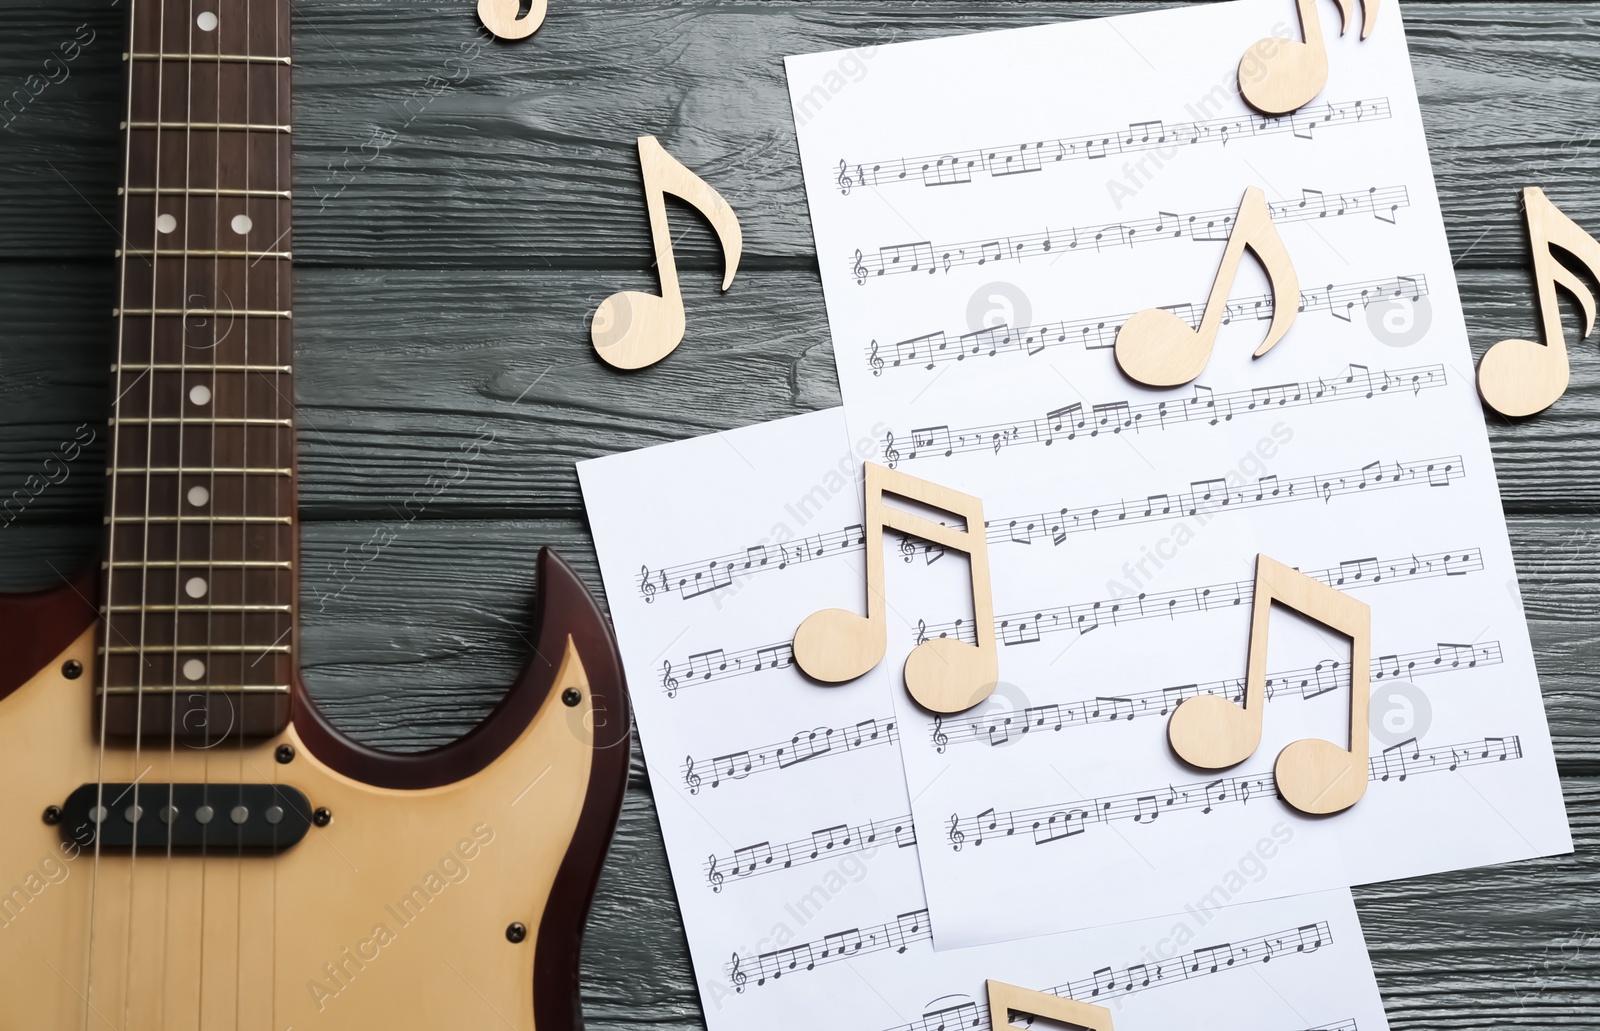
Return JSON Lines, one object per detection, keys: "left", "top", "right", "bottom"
{"left": 0, "top": 550, "right": 632, "bottom": 1030}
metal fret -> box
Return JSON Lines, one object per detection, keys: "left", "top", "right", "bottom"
{"left": 115, "top": 308, "right": 291, "bottom": 318}
{"left": 107, "top": 466, "right": 294, "bottom": 475}
{"left": 109, "top": 417, "right": 293, "bottom": 427}
{"left": 117, "top": 249, "right": 293, "bottom": 260}
{"left": 121, "top": 187, "right": 291, "bottom": 199}
{"left": 104, "top": 560, "right": 293, "bottom": 569}
{"left": 100, "top": 685, "right": 293, "bottom": 696}
{"left": 124, "top": 121, "right": 292, "bottom": 134}
{"left": 126, "top": 52, "right": 291, "bottom": 65}
{"left": 104, "top": 604, "right": 293, "bottom": 613}
{"left": 102, "top": 645, "right": 292, "bottom": 655}
{"left": 106, "top": 516, "right": 293, "bottom": 525}
{"left": 113, "top": 364, "right": 293, "bottom": 373}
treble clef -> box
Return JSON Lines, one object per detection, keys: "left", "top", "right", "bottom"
{"left": 852, "top": 248, "right": 869, "bottom": 285}
{"left": 947, "top": 814, "right": 965, "bottom": 852}
{"left": 661, "top": 659, "right": 680, "bottom": 699}
{"left": 684, "top": 756, "right": 702, "bottom": 795}
{"left": 932, "top": 717, "right": 948, "bottom": 754}
{"left": 915, "top": 618, "right": 929, "bottom": 644}
{"left": 730, "top": 953, "right": 748, "bottom": 994}
{"left": 836, "top": 158, "right": 854, "bottom": 196}
{"left": 869, "top": 339, "right": 884, "bottom": 377}
{"left": 707, "top": 853, "right": 724, "bottom": 893}
{"left": 640, "top": 564, "right": 657, "bottom": 604}
{"left": 883, "top": 430, "right": 900, "bottom": 469}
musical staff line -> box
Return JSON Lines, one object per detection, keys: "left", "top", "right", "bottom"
{"left": 932, "top": 641, "right": 1503, "bottom": 752}
{"left": 704, "top": 814, "right": 918, "bottom": 893}
{"left": 947, "top": 736, "right": 1522, "bottom": 850}
{"left": 728, "top": 908, "right": 931, "bottom": 991}
{"left": 930, "top": 547, "right": 1483, "bottom": 647}
{"left": 640, "top": 452, "right": 1463, "bottom": 603}
{"left": 882, "top": 363, "right": 1447, "bottom": 467}
{"left": 850, "top": 185, "right": 1410, "bottom": 283}
{"left": 684, "top": 717, "right": 899, "bottom": 796}
{"left": 657, "top": 548, "right": 1484, "bottom": 697}
{"left": 866, "top": 273, "right": 1429, "bottom": 375}
{"left": 729, "top": 914, "right": 1330, "bottom": 996}
{"left": 835, "top": 96, "right": 1392, "bottom": 194}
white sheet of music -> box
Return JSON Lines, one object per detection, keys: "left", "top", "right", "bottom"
{"left": 579, "top": 408, "right": 1391, "bottom": 1031}
{"left": 785, "top": 1, "right": 1571, "bottom": 948}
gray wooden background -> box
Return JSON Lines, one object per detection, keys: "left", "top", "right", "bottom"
{"left": 2, "top": 1, "right": 1597, "bottom": 1026}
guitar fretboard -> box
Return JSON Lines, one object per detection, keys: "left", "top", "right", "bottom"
{"left": 102, "top": 0, "right": 295, "bottom": 740}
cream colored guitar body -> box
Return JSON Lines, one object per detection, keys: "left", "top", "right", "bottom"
{"left": 0, "top": 551, "right": 630, "bottom": 1031}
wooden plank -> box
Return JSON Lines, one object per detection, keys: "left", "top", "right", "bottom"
{"left": 1, "top": 2, "right": 1598, "bottom": 268}
{"left": 4, "top": 264, "right": 1599, "bottom": 518}
{"left": 5, "top": 513, "right": 1593, "bottom": 763}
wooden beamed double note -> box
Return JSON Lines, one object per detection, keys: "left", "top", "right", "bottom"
{"left": 1240, "top": 0, "right": 1381, "bottom": 115}
{"left": 1168, "top": 554, "right": 1371, "bottom": 815}
{"left": 1478, "top": 187, "right": 1600, "bottom": 417}
{"left": 1115, "top": 187, "right": 1300, "bottom": 388}
{"left": 478, "top": 0, "right": 548, "bottom": 39}
{"left": 591, "top": 135, "right": 743, "bottom": 370}
{"left": 793, "top": 463, "right": 999, "bottom": 715}
{"left": 987, "top": 980, "right": 1114, "bottom": 1031}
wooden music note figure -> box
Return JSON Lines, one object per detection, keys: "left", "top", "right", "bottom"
{"left": 1478, "top": 187, "right": 1600, "bottom": 417}
{"left": 1240, "top": 0, "right": 1380, "bottom": 115}
{"left": 1168, "top": 554, "right": 1371, "bottom": 815}
{"left": 987, "top": 979, "right": 1114, "bottom": 1031}
{"left": 591, "top": 135, "right": 743, "bottom": 370}
{"left": 793, "top": 463, "right": 998, "bottom": 715}
{"left": 1115, "top": 187, "right": 1300, "bottom": 388}
{"left": 478, "top": 0, "right": 548, "bottom": 40}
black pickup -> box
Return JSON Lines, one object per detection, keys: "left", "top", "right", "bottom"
{"left": 60, "top": 783, "right": 313, "bottom": 853}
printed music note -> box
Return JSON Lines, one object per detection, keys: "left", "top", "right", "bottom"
{"left": 1167, "top": 553, "right": 1371, "bottom": 815}
{"left": 591, "top": 135, "right": 743, "bottom": 369}
{"left": 1239, "top": 0, "right": 1380, "bottom": 115}
{"left": 793, "top": 462, "right": 999, "bottom": 714}
{"left": 986, "top": 979, "right": 1114, "bottom": 1031}
{"left": 1115, "top": 187, "right": 1300, "bottom": 387}
{"left": 1477, "top": 187, "right": 1600, "bottom": 416}
{"left": 477, "top": 0, "right": 547, "bottom": 39}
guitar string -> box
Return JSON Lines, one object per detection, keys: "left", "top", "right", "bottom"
{"left": 237, "top": 0, "right": 256, "bottom": 1020}
{"left": 269, "top": 0, "right": 285, "bottom": 1020}
{"left": 87, "top": 0, "right": 149, "bottom": 1019}
{"left": 197, "top": 0, "right": 219, "bottom": 1018}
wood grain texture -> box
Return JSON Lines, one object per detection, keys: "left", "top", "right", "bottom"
{"left": 2, "top": 0, "right": 1597, "bottom": 1027}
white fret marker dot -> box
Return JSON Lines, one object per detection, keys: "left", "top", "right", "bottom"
{"left": 187, "top": 485, "right": 210, "bottom": 507}
{"left": 197, "top": 11, "right": 218, "bottom": 31}
{"left": 182, "top": 658, "right": 206, "bottom": 681}
{"left": 189, "top": 384, "right": 212, "bottom": 406}
{"left": 156, "top": 213, "right": 177, "bottom": 234}
{"left": 231, "top": 214, "right": 252, "bottom": 235}
{"left": 185, "top": 577, "right": 208, "bottom": 599}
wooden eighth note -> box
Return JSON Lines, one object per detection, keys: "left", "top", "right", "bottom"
{"left": 1114, "top": 187, "right": 1299, "bottom": 388}
{"left": 591, "top": 135, "right": 743, "bottom": 370}
{"left": 986, "top": 979, "right": 1113, "bottom": 1031}
{"left": 1478, "top": 187, "right": 1600, "bottom": 417}
{"left": 1239, "top": 0, "right": 1379, "bottom": 116}
{"left": 792, "top": 463, "right": 998, "bottom": 715}
{"left": 478, "top": 0, "right": 548, "bottom": 40}
{"left": 1168, "top": 554, "right": 1371, "bottom": 816}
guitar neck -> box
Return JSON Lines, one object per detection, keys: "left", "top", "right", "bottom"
{"left": 102, "top": 0, "right": 296, "bottom": 742}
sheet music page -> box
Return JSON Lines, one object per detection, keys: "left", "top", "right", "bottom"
{"left": 578, "top": 408, "right": 1391, "bottom": 1031}
{"left": 784, "top": 0, "right": 1571, "bottom": 947}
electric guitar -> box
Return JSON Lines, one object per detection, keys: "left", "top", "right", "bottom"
{"left": 0, "top": 2, "right": 632, "bottom": 1027}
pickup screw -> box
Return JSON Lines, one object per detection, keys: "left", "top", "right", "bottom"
{"left": 506, "top": 922, "right": 527, "bottom": 943}
{"left": 561, "top": 688, "right": 581, "bottom": 707}
{"left": 42, "top": 806, "right": 62, "bottom": 825}
{"left": 62, "top": 660, "right": 83, "bottom": 680}
{"left": 312, "top": 807, "right": 333, "bottom": 827}
{"left": 275, "top": 744, "right": 296, "bottom": 764}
